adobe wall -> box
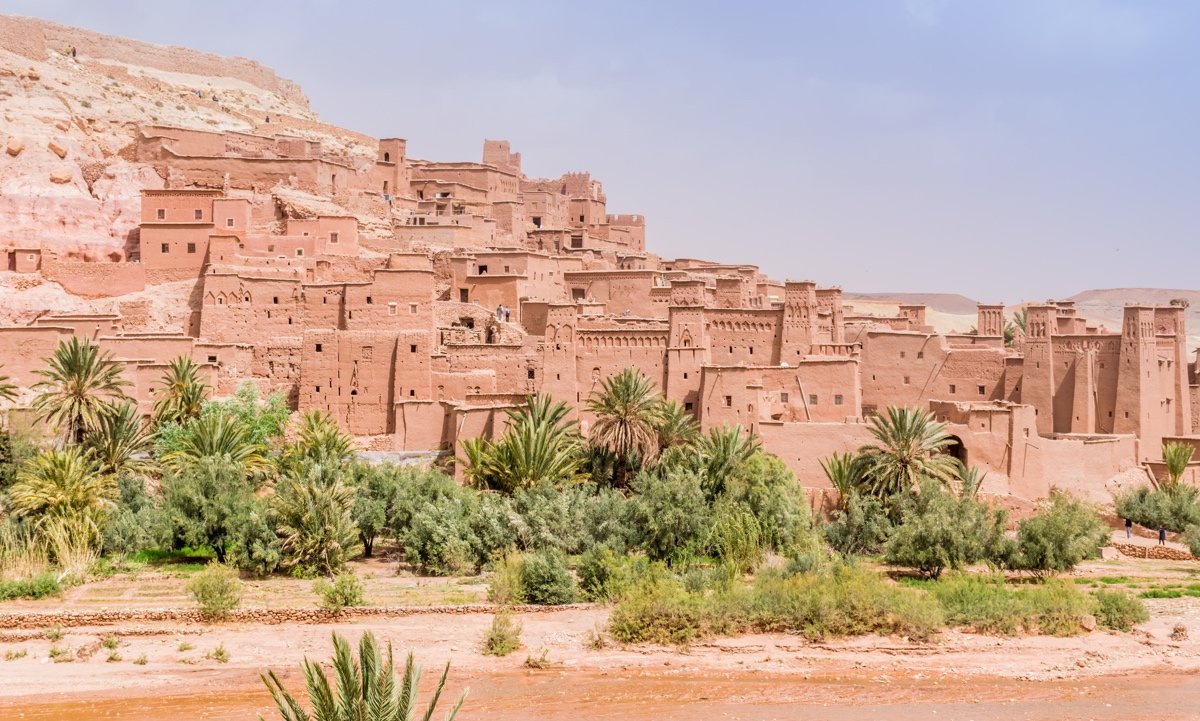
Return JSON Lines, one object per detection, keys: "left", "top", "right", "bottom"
{"left": 699, "top": 360, "right": 861, "bottom": 430}
{"left": 40, "top": 258, "right": 145, "bottom": 297}
{"left": 757, "top": 421, "right": 875, "bottom": 489}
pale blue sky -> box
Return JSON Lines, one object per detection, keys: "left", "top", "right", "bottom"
{"left": 10, "top": 1, "right": 1198, "bottom": 301}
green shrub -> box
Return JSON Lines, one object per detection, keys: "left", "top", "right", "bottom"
{"left": 401, "top": 494, "right": 477, "bottom": 576}
{"left": 884, "top": 484, "right": 1007, "bottom": 579}
{"left": 721, "top": 452, "right": 814, "bottom": 553}
{"left": 0, "top": 573, "right": 63, "bottom": 601}
{"left": 823, "top": 492, "right": 892, "bottom": 556}
{"left": 1094, "top": 590, "right": 1148, "bottom": 631}
{"left": 186, "top": 563, "right": 243, "bottom": 621}
{"left": 706, "top": 501, "right": 764, "bottom": 573}
{"left": 486, "top": 552, "right": 525, "bottom": 605}
{"left": 481, "top": 610, "right": 522, "bottom": 656}
{"left": 608, "top": 573, "right": 708, "bottom": 646}
{"left": 927, "top": 574, "right": 1098, "bottom": 636}
{"left": 577, "top": 546, "right": 649, "bottom": 602}
{"left": 1185, "top": 525, "right": 1200, "bottom": 558}
{"left": 1115, "top": 485, "right": 1200, "bottom": 533}
{"left": 470, "top": 492, "right": 518, "bottom": 564}
{"left": 1006, "top": 492, "right": 1108, "bottom": 578}
{"left": 273, "top": 471, "right": 359, "bottom": 577}
{"left": 627, "top": 469, "right": 711, "bottom": 565}
{"left": 518, "top": 548, "right": 577, "bottom": 605}
{"left": 314, "top": 572, "right": 365, "bottom": 611}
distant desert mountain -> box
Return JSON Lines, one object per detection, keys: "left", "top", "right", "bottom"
{"left": 842, "top": 292, "right": 981, "bottom": 315}
{"left": 1067, "top": 289, "right": 1200, "bottom": 350}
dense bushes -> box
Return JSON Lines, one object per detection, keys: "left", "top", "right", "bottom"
{"left": 884, "top": 483, "right": 1007, "bottom": 579}
{"left": 1005, "top": 493, "right": 1108, "bottom": 577}
{"left": 1115, "top": 484, "right": 1200, "bottom": 533}
{"left": 486, "top": 549, "right": 578, "bottom": 605}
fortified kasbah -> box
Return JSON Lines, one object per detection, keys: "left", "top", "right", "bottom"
{"left": 1, "top": 15, "right": 1197, "bottom": 510}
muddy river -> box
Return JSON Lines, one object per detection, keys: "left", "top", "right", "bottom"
{"left": 6, "top": 669, "right": 1200, "bottom": 721}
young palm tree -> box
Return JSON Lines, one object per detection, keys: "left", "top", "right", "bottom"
{"left": 152, "top": 356, "right": 209, "bottom": 426}
{"left": 586, "top": 368, "right": 664, "bottom": 485}
{"left": 0, "top": 363, "right": 17, "bottom": 404}
{"left": 86, "top": 400, "right": 153, "bottom": 479}
{"left": 287, "top": 411, "right": 355, "bottom": 467}
{"left": 262, "top": 632, "right": 465, "bottom": 721}
{"left": 32, "top": 337, "right": 131, "bottom": 444}
{"left": 160, "top": 412, "right": 269, "bottom": 475}
{"left": 1160, "top": 441, "right": 1196, "bottom": 493}
{"left": 820, "top": 450, "right": 866, "bottom": 503}
{"left": 273, "top": 469, "right": 359, "bottom": 577}
{"left": 856, "top": 406, "right": 959, "bottom": 500}
{"left": 696, "top": 424, "right": 760, "bottom": 497}
{"left": 655, "top": 400, "right": 700, "bottom": 453}
{"left": 457, "top": 394, "right": 583, "bottom": 493}
{"left": 9, "top": 446, "right": 114, "bottom": 537}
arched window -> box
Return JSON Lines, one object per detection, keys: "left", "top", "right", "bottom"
{"left": 384, "top": 152, "right": 390, "bottom": 162}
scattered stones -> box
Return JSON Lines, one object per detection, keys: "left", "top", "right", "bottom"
{"left": 1112, "top": 543, "right": 1195, "bottom": 561}
{"left": 6, "top": 137, "right": 23, "bottom": 156}
{"left": 48, "top": 138, "right": 68, "bottom": 158}
{"left": 55, "top": 119, "right": 71, "bottom": 132}
{"left": 50, "top": 167, "right": 74, "bottom": 184}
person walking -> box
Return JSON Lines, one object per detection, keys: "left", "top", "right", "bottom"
{"left": 1125, "top": 517, "right": 1133, "bottom": 539}
{"left": 1158, "top": 527, "right": 1167, "bottom": 546}
{"left": 504, "top": 306, "right": 511, "bottom": 323}
{"left": 495, "top": 304, "right": 503, "bottom": 322}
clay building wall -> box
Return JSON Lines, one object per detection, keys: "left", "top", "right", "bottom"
{"left": 859, "top": 331, "right": 1007, "bottom": 413}
{"left": 573, "top": 329, "right": 669, "bottom": 406}
{"left": 705, "top": 309, "right": 783, "bottom": 366}
{"left": 31, "top": 314, "right": 122, "bottom": 339}
{"left": 199, "top": 273, "right": 304, "bottom": 342}
{"left": 0, "top": 326, "right": 73, "bottom": 388}
{"left": 40, "top": 257, "right": 146, "bottom": 297}
{"left": 562, "top": 270, "right": 666, "bottom": 317}
{"left": 446, "top": 344, "right": 538, "bottom": 399}
{"left": 699, "top": 360, "right": 861, "bottom": 433}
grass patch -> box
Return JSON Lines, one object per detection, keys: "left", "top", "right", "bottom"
{"left": 133, "top": 654, "right": 148, "bottom": 665}
{"left": 106, "top": 651, "right": 122, "bottom": 663}
{"left": 0, "top": 574, "right": 64, "bottom": 601}
{"left": 205, "top": 644, "right": 229, "bottom": 663}
{"left": 4, "top": 649, "right": 27, "bottom": 661}
{"left": 1094, "top": 590, "right": 1149, "bottom": 631}
{"left": 102, "top": 634, "right": 119, "bottom": 651}
{"left": 925, "top": 574, "right": 1096, "bottom": 636}
{"left": 45, "top": 627, "right": 64, "bottom": 642}
{"left": 481, "top": 610, "right": 522, "bottom": 657}
{"left": 177, "top": 641, "right": 194, "bottom": 652}
{"left": 610, "top": 563, "right": 944, "bottom": 646}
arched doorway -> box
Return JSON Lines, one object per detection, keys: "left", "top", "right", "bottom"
{"left": 945, "top": 435, "right": 967, "bottom": 466}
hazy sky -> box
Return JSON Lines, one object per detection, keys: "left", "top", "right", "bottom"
{"left": 10, "top": 1, "right": 1199, "bottom": 301}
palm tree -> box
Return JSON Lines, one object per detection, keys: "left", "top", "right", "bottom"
{"left": 160, "top": 412, "right": 269, "bottom": 475}
{"left": 0, "top": 364, "right": 17, "bottom": 404}
{"left": 655, "top": 400, "right": 700, "bottom": 453}
{"left": 274, "top": 469, "right": 359, "bottom": 577}
{"left": 820, "top": 450, "right": 866, "bottom": 504}
{"left": 32, "top": 337, "right": 130, "bottom": 444}
{"left": 262, "top": 632, "right": 465, "bottom": 721}
{"left": 152, "top": 356, "right": 209, "bottom": 426}
{"left": 287, "top": 411, "right": 355, "bottom": 468}
{"left": 856, "top": 406, "right": 959, "bottom": 500}
{"left": 457, "top": 394, "right": 583, "bottom": 493}
{"left": 696, "top": 424, "right": 760, "bottom": 497}
{"left": 1159, "top": 441, "right": 1196, "bottom": 493}
{"left": 586, "top": 368, "right": 664, "bottom": 485}
{"left": 9, "top": 447, "right": 114, "bottom": 538}
{"left": 85, "top": 401, "right": 153, "bottom": 479}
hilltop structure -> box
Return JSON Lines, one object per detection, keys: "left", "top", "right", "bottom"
{"left": 1, "top": 15, "right": 1197, "bottom": 504}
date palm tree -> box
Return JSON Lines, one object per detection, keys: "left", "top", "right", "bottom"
{"left": 856, "top": 406, "right": 959, "bottom": 500}
{"left": 32, "top": 337, "right": 130, "bottom": 444}
{"left": 85, "top": 400, "right": 153, "bottom": 479}
{"left": 284, "top": 411, "right": 355, "bottom": 469}
{"left": 696, "top": 424, "right": 760, "bottom": 497}
{"left": 1159, "top": 441, "right": 1196, "bottom": 494}
{"left": 457, "top": 394, "right": 583, "bottom": 493}
{"left": 9, "top": 446, "right": 114, "bottom": 538}
{"left": 262, "top": 632, "right": 465, "bottom": 721}
{"left": 655, "top": 399, "right": 700, "bottom": 453}
{"left": 586, "top": 368, "right": 664, "bottom": 485}
{"left": 0, "top": 364, "right": 17, "bottom": 404}
{"left": 152, "top": 356, "right": 209, "bottom": 426}
{"left": 161, "top": 412, "right": 269, "bottom": 475}
{"left": 820, "top": 450, "right": 866, "bottom": 505}
{"left": 273, "top": 469, "right": 359, "bottom": 577}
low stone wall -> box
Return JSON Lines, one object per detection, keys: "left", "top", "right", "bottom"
{"left": 0, "top": 602, "right": 590, "bottom": 630}
{"left": 1113, "top": 543, "right": 1195, "bottom": 561}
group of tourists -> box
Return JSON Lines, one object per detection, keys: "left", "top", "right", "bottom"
{"left": 495, "top": 304, "right": 512, "bottom": 323}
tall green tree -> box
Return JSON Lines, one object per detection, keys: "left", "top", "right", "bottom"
{"left": 282, "top": 411, "right": 355, "bottom": 470}
{"left": 262, "top": 632, "right": 465, "bottom": 721}
{"left": 655, "top": 400, "right": 700, "bottom": 453}
{"left": 857, "top": 406, "right": 959, "bottom": 501}
{"left": 696, "top": 424, "right": 760, "bottom": 497}
{"left": 1159, "top": 441, "right": 1196, "bottom": 493}
{"left": 32, "top": 337, "right": 130, "bottom": 444}
{"left": 458, "top": 394, "right": 583, "bottom": 493}
{"left": 160, "top": 457, "right": 259, "bottom": 564}
{"left": 273, "top": 467, "right": 359, "bottom": 577}
{"left": 586, "top": 368, "right": 664, "bottom": 485}
{"left": 152, "top": 356, "right": 209, "bottom": 426}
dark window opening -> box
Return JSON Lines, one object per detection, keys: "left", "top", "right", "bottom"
{"left": 366, "top": 296, "right": 373, "bottom": 304}
{"left": 834, "top": 394, "right": 844, "bottom": 406}
{"left": 527, "top": 368, "right": 535, "bottom": 379}
{"left": 685, "top": 402, "right": 694, "bottom": 412}
{"left": 186, "top": 242, "right": 196, "bottom": 254}
{"left": 156, "top": 208, "right": 165, "bottom": 220}
{"left": 978, "top": 385, "right": 986, "bottom": 395}
{"left": 384, "top": 152, "right": 390, "bottom": 162}
{"left": 723, "top": 395, "right": 732, "bottom": 407}
{"left": 478, "top": 265, "right": 488, "bottom": 274}
{"left": 410, "top": 344, "right": 417, "bottom": 353}
{"left": 160, "top": 243, "right": 170, "bottom": 253}
{"left": 273, "top": 297, "right": 279, "bottom": 304}
{"left": 315, "top": 343, "right": 323, "bottom": 352}
{"left": 531, "top": 216, "right": 542, "bottom": 228}
{"left": 207, "top": 355, "right": 217, "bottom": 363}
{"left": 780, "top": 392, "right": 789, "bottom": 403}
{"left": 409, "top": 389, "right": 415, "bottom": 397}
{"left": 949, "top": 384, "right": 956, "bottom": 394}
{"left": 809, "top": 394, "right": 818, "bottom": 406}
{"left": 459, "top": 289, "right": 469, "bottom": 303}
{"left": 194, "top": 209, "right": 203, "bottom": 220}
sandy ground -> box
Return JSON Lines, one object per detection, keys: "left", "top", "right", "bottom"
{"left": 2, "top": 555, "right": 1200, "bottom": 720}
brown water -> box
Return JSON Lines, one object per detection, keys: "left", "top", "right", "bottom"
{"left": 6, "top": 670, "right": 1200, "bottom": 721}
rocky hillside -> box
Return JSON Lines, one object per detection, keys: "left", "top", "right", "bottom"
{"left": 0, "top": 14, "right": 375, "bottom": 262}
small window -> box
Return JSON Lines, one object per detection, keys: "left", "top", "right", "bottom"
{"left": 268, "top": 244, "right": 275, "bottom": 253}
{"left": 207, "top": 355, "right": 217, "bottom": 363}
{"left": 315, "top": 343, "right": 323, "bottom": 352}
{"left": 685, "top": 402, "right": 694, "bottom": 412}
{"left": 160, "top": 243, "right": 170, "bottom": 254}
{"left": 296, "top": 249, "right": 304, "bottom": 257}
{"left": 186, "top": 242, "right": 196, "bottom": 254}
{"left": 780, "top": 392, "right": 789, "bottom": 403}
{"left": 409, "top": 303, "right": 417, "bottom": 315}
{"left": 977, "top": 385, "right": 986, "bottom": 395}
{"left": 329, "top": 232, "right": 339, "bottom": 244}
{"left": 388, "top": 303, "right": 397, "bottom": 316}
{"left": 194, "top": 209, "right": 203, "bottom": 220}
{"left": 478, "top": 265, "right": 488, "bottom": 274}
{"left": 459, "top": 289, "right": 469, "bottom": 303}
{"left": 749, "top": 347, "right": 754, "bottom": 355}
{"left": 226, "top": 217, "right": 234, "bottom": 227}
{"left": 527, "top": 368, "right": 535, "bottom": 379}
{"left": 949, "top": 384, "right": 956, "bottom": 394}
{"left": 156, "top": 208, "right": 165, "bottom": 220}
{"left": 900, "top": 351, "right": 906, "bottom": 359}
{"left": 903, "top": 376, "right": 911, "bottom": 385}
{"left": 409, "top": 389, "right": 415, "bottom": 397}
{"left": 273, "top": 297, "right": 279, "bottom": 304}
{"left": 683, "top": 372, "right": 688, "bottom": 379}
{"left": 366, "top": 296, "right": 373, "bottom": 305}
{"left": 723, "top": 395, "right": 732, "bottom": 407}
{"left": 315, "top": 386, "right": 321, "bottom": 393}
{"left": 410, "top": 344, "right": 417, "bottom": 353}
{"left": 809, "top": 394, "right": 818, "bottom": 406}
{"left": 917, "top": 351, "right": 924, "bottom": 359}
{"left": 834, "top": 394, "right": 844, "bottom": 406}
{"left": 579, "top": 215, "right": 585, "bottom": 222}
